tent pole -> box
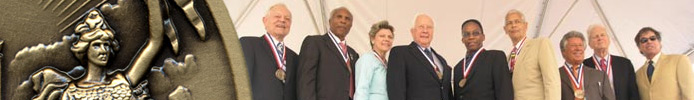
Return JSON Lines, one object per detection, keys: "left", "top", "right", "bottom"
{"left": 534, "top": 0, "right": 550, "bottom": 38}
{"left": 592, "top": 0, "right": 628, "bottom": 57}
{"left": 547, "top": 0, "right": 579, "bottom": 38}
{"left": 234, "top": 0, "right": 259, "bottom": 28}
{"left": 304, "top": 0, "right": 322, "bottom": 34}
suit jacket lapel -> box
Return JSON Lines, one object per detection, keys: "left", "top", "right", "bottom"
{"left": 260, "top": 35, "right": 279, "bottom": 67}
{"left": 321, "top": 34, "right": 349, "bottom": 70}
{"left": 462, "top": 50, "right": 485, "bottom": 88}
{"left": 560, "top": 68, "right": 575, "bottom": 95}
{"left": 408, "top": 42, "right": 440, "bottom": 81}
{"left": 638, "top": 63, "right": 652, "bottom": 87}
{"left": 653, "top": 55, "right": 668, "bottom": 84}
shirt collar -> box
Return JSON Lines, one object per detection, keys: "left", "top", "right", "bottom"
{"left": 565, "top": 62, "right": 583, "bottom": 68}
{"left": 328, "top": 29, "right": 345, "bottom": 43}
{"left": 265, "top": 33, "right": 282, "bottom": 46}
{"left": 513, "top": 37, "right": 527, "bottom": 49}
{"left": 648, "top": 52, "right": 662, "bottom": 66}
{"left": 417, "top": 44, "right": 431, "bottom": 51}
{"left": 593, "top": 53, "right": 610, "bottom": 61}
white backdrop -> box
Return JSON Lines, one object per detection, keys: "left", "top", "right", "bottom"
{"left": 224, "top": 0, "right": 694, "bottom": 71}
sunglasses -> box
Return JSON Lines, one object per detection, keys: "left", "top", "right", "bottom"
{"left": 639, "top": 36, "right": 658, "bottom": 43}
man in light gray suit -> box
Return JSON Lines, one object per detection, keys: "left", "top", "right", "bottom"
{"left": 558, "top": 31, "right": 615, "bottom": 100}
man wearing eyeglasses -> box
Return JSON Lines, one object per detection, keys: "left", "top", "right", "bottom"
{"left": 453, "top": 19, "right": 513, "bottom": 100}
{"left": 503, "top": 9, "right": 561, "bottom": 100}
{"left": 633, "top": 27, "right": 693, "bottom": 100}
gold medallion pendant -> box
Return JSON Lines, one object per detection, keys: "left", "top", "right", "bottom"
{"left": 458, "top": 79, "right": 467, "bottom": 88}
{"left": 275, "top": 69, "right": 286, "bottom": 83}
{"left": 574, "top": 89, "right": 584, "bottom": 99}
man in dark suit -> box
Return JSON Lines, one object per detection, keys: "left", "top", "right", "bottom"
{"left": 453, "top": 19, "right": 513, "bottom": 100}
{"left": 240, "top": 3, "right": 297, "bottom": 100}
{"left": 558, "top": 31, "right": 615, "bottom": 100}
{"left": 297, "top": 7, "right": 360, "bottom": 100}
{"left": 387, "top": 14, "right": 452, "bottom": 100}
{"left": 582, "top": 24, "right": 639, "bottom": 100}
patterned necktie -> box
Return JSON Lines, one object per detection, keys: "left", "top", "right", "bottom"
{"left": 339, "top": 42, "right": 354, "bottom": 98}
{"left": 509, "top": 47, "right": 518, "bottom": 73}
{"left": 276, "top": 43, "right": 285, "bottom": 66}
{"left": 572, "top": 66, "right": 579, "bottom": 78}
{"left": 647, "top": 61, "right": 655, "bottom": 81}
{"left": 465, "top": 55, "right": 473, "bottom": 70}
{"left": 599, "top": 59, "right": 607, "bottom": 72}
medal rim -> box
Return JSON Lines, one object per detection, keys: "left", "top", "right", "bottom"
{"left": 574, "top": 89, "right": 584, "bottom": 98}
{"left": 275, "top": 69, "right": 285, "bottom": 82}
{"left": 458, "top": 79, "right": 467, "bottom": 88}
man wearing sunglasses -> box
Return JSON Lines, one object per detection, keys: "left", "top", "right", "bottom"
{"left": 633, "top": 27, "right": 693, "bottom": 100}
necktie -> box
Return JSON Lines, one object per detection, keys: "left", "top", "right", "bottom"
{"left": 571, "top": 65, "right": 582, "bottom": 100}
{"left": 572, "top": 66, "right": 579, "bottom": 78}
{"left": 464, "top": 55, "right": 473, "bottom": 70}
{"left": 339, "top": 42, "right": 354, "bottom": 98}
{"left": 276, "top": 43, "right": 285, "bottom": 66}
{"left": 509, "top": 47, "right": 518, "bottom": 73}
{"left": 599, "top": 59, "right": 607, "bottom": 72}
{"left": 424, "top": 48, "right": 442, "bottom": 79}
{"left": 647, "top": 61, "right": 654, "bottom": 81}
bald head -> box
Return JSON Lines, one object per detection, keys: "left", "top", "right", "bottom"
{"left": 410, "top": 14, "right": 435, "bottom": 48}
{"left": 263, "top": 3, "right": 292, "bottom": 41}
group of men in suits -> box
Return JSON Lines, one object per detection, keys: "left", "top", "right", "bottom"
{"left": 241, "top": 3, "right": 362, "bottom": 100}
{"left": 239, "top": 3, "right": 693, "bottom": 100}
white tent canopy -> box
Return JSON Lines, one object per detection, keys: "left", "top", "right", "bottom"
{"left": 224, "top": 0, "right": 694, "bottom": 70}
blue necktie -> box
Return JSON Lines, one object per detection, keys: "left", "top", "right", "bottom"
{"left": 424, "top": 48, "right": 434, "bottom": 62}
{"left": 276, "top": 43, "right": 285, "bottom": 66}
{"left": 647, "top": 61, "right": 654, "bottom": 81}
{"left": 465, "top": 55, "right": 473, "bottom": 70}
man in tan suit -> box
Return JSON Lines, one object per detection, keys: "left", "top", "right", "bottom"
{"left": 558, "top": 31, "right": 615, "bottom": 100}
{"left": 504, "top": 9, "right": 561, "bottom": 100}
{"left": 633, "top": 27, "right": 694, "bottom": 100}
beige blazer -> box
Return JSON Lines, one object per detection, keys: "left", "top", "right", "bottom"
{"left": 636, "top": 54, "right": 694, "bottom": 100}
{"left": 511, "top": 38, "right": 561, "bottom": 100}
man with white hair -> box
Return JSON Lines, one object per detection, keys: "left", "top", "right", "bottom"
{"left": 503, "top": 9, "right": 560, "bottom": 100}
{"left": 582, "top": 24, "right": 640, "bottom": 100}
{"left": 558, "top": 31, "right": 615, "bottom": 100}
{"left": 240, "top": 3, "right": 298, "bottom": 100}
{"left": 387, "top": 14, "right": 452, "bottom": 100}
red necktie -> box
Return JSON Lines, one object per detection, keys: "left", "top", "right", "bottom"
{"left": 599, "top": 59, "right": 607, "bottom": 72}
{"left": 509, "top": 47, "right": 518, "bottom": 73}
{"left": 340, "top": 42, "right": 354, "bottom": 98}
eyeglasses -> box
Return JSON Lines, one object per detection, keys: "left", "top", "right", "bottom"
{"left": 463, "top": 31, "right": 482, "bottom": 37}
{"left": 506, "top": 20, "right": 524, "bottom": 25}
{"left": 639, "top": 36, "right": 658, "bottom": 43}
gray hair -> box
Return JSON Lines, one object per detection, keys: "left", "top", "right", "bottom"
{"left": 586, "top": 24, "right": 606, "bottom": 38}
{"left": 368, "top": 20, "right": 394, "bottom": 47}
{"left": 506, "top": 9, "right": 526, "bottom": 22}
{"left": 412, "top": 13, "right": 435, "bottom": 27}
{"left": 329, "top": 7, "right": 351, "bottom": 20}
{"left": 266, "top": 3, "right": 289, "bottom": 17}
{"left": 559, "top": 31, "right": 586, "bottom": 51}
